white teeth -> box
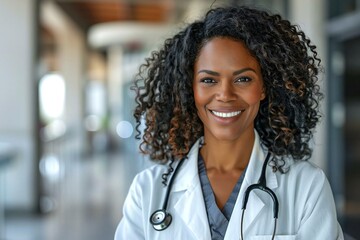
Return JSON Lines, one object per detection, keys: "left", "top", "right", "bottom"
{"left": 212, "top": 110, "right": 242, "bottom": 118}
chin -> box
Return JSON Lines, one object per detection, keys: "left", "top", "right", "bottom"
{"left": 210, "top": 130, "right": 243, "bottom": 142}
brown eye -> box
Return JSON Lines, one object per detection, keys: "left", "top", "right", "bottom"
{"left": 235, "top": 76, "right": 252, "bottom": 83}
{"left": 201, "top": 78, "right": 216, "bottom": 84}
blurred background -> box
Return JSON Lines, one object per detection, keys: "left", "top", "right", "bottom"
{"left": 0, "top": 0, "right": 359, "bottom": 239}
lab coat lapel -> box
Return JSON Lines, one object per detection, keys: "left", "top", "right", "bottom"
{"left": 225, "top": 188, "right": 265, "bottom": 239}
{"left": 172, "top": 139, "right": 212, "bottom": 240}
{"left": 225, "top": 131, "right": 278, "bottom": 239}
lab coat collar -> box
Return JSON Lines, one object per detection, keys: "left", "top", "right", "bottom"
{"left": 243, "top": 131, "right": 278, "bottom": 190}
{"left": 171, "top": 137, "right": 201, "bottom": 192}
{"left": 225, "top": 131, "right": 279, "bottom": 239}
{"left": 171, "top": 131, "right": 279, "bottom": 239}
{"left": 172, "top": 137, "right": 211, "bottom": 239}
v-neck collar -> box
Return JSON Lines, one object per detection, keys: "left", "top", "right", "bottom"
{"left": 198, "top": 153, "right": 247, "bottom": 220}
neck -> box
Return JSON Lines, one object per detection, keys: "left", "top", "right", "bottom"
{"left": 200, "top": 130, "right": 255, "bottom": 172}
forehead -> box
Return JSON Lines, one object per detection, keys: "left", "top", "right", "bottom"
{"left": 195, "top": 37, "right": 260, "bottom": 70}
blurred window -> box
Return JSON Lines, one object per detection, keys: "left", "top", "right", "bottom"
{"left": 329, "top": 0, "right": 360, "bottom": 19}
{"left": 39, "top": 73, "right": 66, "bottom": 122}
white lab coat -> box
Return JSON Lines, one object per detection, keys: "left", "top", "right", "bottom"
{"left": 115, "top": 132, "right": 344, "bottom": 239}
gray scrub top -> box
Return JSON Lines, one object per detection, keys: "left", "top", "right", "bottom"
{"left": 198, "top": 154, "right": 247, "bottom": 240}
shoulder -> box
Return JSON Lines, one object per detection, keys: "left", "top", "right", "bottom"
{"left": 279, "top": 160, "right": 330, "bottom": 196}
{"left": 132, "top": 163, "right": 168, "bottom": 189}
{"left": 286, "top": 159, "right": 326, "bottom": 183}
{"left": 275, "top": 159, "right": 338, "bottom": 221}
{"left": 279, "top": 160, "right": 343, "bottom": 238}
{"left": 124, "top": 163, "right": 168, "bottom": 212}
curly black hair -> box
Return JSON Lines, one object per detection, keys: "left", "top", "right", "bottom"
{"left": 132, "top": 5, "right": 323, "bottom": 173}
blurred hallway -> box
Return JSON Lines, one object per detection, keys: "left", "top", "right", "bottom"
{"left": 1, "top": 0, "right": 360, "bottom": 239}
{"left": 4, "top": 149, "right": 149, "bottom": 240}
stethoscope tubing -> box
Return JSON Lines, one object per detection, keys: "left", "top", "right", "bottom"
{"left": 162, "top": 157, "right": 186, "bottom": 210}
{"left": 149, "top": 157, "right": 186, "bottom": 231}
{"left": 150, "top": 151, "right": 280, "bottom": 239}
{"left": 240, "top": 152, "right": 279, "bottom": 239}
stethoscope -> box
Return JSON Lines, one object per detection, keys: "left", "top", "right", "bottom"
{"left": 240, "top": 152, "right": 279, "bottom": 239}
{"left": 150, "top": 152, "right": 279, "bottom": 239}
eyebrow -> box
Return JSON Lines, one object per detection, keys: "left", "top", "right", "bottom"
{"left": 197, "top": 67, "right": 256, "bottom": 76}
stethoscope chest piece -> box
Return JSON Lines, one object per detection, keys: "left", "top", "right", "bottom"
{"left": 150, "top": 209, "right": 172, "bottom": 231}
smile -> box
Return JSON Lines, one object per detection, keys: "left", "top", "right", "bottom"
{"left": 211, "top": 110, "right": 242, "bottom": 118}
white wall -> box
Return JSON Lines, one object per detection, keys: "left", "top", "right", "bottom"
{"left": 41, "top": 1, "right": 87, "bottom": 152}
{"left": 0, "top": 0, "right": 37, "bottom": 210}
{"left": 289, "top": 0, "right": 328, "bottom": 171}
{"left": 0, "top": 0, "right": 87, "bottom": 210}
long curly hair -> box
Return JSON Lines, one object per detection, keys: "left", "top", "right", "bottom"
{"left": 132, "top": 5, "right": 323, "bottom": 172}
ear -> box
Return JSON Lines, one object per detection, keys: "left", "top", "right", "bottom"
{"left": 260, "top": 88, "right": 266, "bottom": 100}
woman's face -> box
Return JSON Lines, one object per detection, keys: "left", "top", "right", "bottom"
{"left": 193, "top": 37, "right": 265, "bottom": 142}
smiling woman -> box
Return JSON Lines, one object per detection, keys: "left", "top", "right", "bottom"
{"left": 115, "top": 5, "right": 344, "bottom": 240}
{"left": 192, "top": 38, "right": 266, "bottom": 210}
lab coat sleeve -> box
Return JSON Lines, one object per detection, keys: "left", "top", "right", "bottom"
{"left": 296, "top": 169, "right": 344, "bottom": 240}
{"left": 114, "top": 174, "right": 145, "bottom": 240}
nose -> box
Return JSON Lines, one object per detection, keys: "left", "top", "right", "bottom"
{"left": 215, "top": 82, "right": 236, "bottom": 102}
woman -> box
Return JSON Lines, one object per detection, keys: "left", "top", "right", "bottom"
{"left": 115, "top": 6, "right": 344, "bottom": 240}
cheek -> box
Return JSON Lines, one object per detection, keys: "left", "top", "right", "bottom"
{"left": 193, "top": 91, "right": 209, "bottom": 123}
{"left": 193, "top": 86, "right": 207, "bottom": 108}
{"left": 244, "top": 88, "right": 264, "bottom": 105}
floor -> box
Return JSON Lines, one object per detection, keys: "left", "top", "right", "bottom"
{"left": 3, "top": 149, "right": 151, "bottom": 240}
